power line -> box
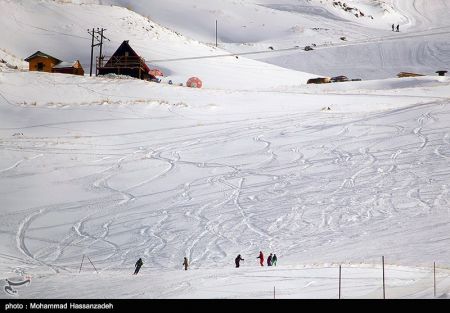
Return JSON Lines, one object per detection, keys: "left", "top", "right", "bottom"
{"left": 146, "top": 46, "right": 302, "bottom": 63}
{"left": 87, "top": 28, "right": 110, "bottom": 77}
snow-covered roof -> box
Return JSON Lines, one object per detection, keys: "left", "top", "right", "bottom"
{"left": 52, "top": 61, "right": 76, "bottom": 69}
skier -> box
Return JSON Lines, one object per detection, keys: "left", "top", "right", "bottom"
{"left": 272, "top": 254, "right": 278, "bottom": 266}
{"left": 256, "top": 251, "right": 264, "bottom": 266}
{"left": 396, "top": 24, "right": 399, "bottom": 32}
{"left": 235, "top": 254, "right": 244, "bottom": 268}
{"left": 391, "top": 24, "right": 394, "bottom": 31}
{"left": 183, "top": 257, "right": 189, "bottom": 270}
{"left": 134, "top": 258, "right": 143, "bottom": 275}
{"left": 267, "top": 253, "right": 273, "bottom": 266}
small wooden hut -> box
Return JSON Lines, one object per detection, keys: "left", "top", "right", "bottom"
{"left": 24, "top": 51, "right": 62, "bottom": 73}
{"left": 52, "top": 60, "right": 84, "bottom": 76}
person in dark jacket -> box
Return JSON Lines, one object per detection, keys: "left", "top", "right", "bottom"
{"left": 134, "top": 258, "right": 143, "bottom": 275}
{"left": 272, "top": 254, "right": 278, "bottom": 266}
{"left": 183, "top": 257, "right": 189, "bottom": 270}
{"left": 391, "top": 24, "right": 394, "bottom": 31}
{"left": 267, "top": 253, "right": 273, "bottom": 266}
{"left": 235, "top": 254, "right": 244, "bottom": 268}
{"left": 396, "top": 24, "right": 399, "bottom": 32}
{"left": 257, "top": 251, "right": 264, "bottom": 266}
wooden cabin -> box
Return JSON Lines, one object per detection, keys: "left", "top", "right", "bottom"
{"left": 397, "top": 72, "right": 424, "bottom": 78}
{"left": 52, "top": 60, "right": 84, "bottom": 76}
{"left": 25, "top": 51, "right": 61, "bottom": 73}
{"left": 25, "top": 51, "right": 84, "bottom": 76}
{"left": 307, "top": 77, "right": 331, "bottom": 84}
{"left": 97, "top": 40, "right": 155, "bottom": 80}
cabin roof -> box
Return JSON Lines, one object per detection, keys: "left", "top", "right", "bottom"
{"left": 24, "top": 51, "right": 62, "bottom": 63}
{"left": 107, "top": 40, "right": 150, "bottom": 72}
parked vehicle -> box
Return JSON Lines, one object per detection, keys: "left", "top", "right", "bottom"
{"left": 331, "top": 75, "right": 349, "bottom": 82}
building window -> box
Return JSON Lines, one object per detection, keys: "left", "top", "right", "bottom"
{"left": 37, "top": 62, "right": 44, "bottom": 71}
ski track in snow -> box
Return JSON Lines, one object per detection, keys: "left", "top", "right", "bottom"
{"left": 0, "top": 154, "right": 43, "bottom": 175}
{"left": 4, "top": 96, "right": 449, "bottom": 279}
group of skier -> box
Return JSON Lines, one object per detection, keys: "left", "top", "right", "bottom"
{"left": 235, "top": 251, "right": 277, "bottom": 268}
{"left": 254, "top": 251, "right": 277, "bottom": 267}
{"left": 133, "top": 251, "right": 279, "bottom": 274}
{"left": 391, "top": 23, "right": 400, "bottom": 32}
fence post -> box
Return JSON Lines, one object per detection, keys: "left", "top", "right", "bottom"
{"left": 86, "top": 255, "right": 99, "bottom": 274}
{"left": 79, "top": 255, "right": 85, "bottom": 273}
{"left": 273, "top": 286, "right": 275, "bottom": 299}
{"left": 434, "top": 262, "right": 436, "bottom": 298}
{"left": 339, "top": 265, "right": 342, "bottom": 299}
{"left": 382, "top": 256, "right": 385, "bottom": 299}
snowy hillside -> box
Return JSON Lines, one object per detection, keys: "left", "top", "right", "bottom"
{"left": 1, "top": 0, "right": 450, "bottom": 299}
{"left": 102, "top": 0, "right": 450, "bottom": 80}
{"left": 0, "top": 0, "right": 314, "bottom": 90}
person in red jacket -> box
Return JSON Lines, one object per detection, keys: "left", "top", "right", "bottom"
{"left": 256, "top": 251, "right": 264, "bottom": 266}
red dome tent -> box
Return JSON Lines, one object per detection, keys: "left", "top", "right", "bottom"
{"left": 186, "top": 77, "right": 202, "bottom": 88}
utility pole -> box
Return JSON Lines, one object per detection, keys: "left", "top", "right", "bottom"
{"left": 89, "top": 28, "right": 94, "bottom": 77}
{"left": 215, "top": 20, "right": 218, "bottom": 47}
{"left": 87, "top": 28, "right": 110, "bottom": 76}
{"left": 98, "top": 28, "right": 104, "bottom": 74}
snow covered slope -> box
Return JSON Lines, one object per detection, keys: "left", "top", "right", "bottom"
{"left": 100, "top": 0, "right": 408, "bottom": 44}
{"left": 1, "top": 71, "right": 450, "bottom": 298}
{"left": 104, "top": 0, "right": 450, "bottom": 80}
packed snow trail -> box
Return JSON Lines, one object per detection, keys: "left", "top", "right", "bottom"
{"left": 3, "top": 264, "right": 450, "bottom": 299}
